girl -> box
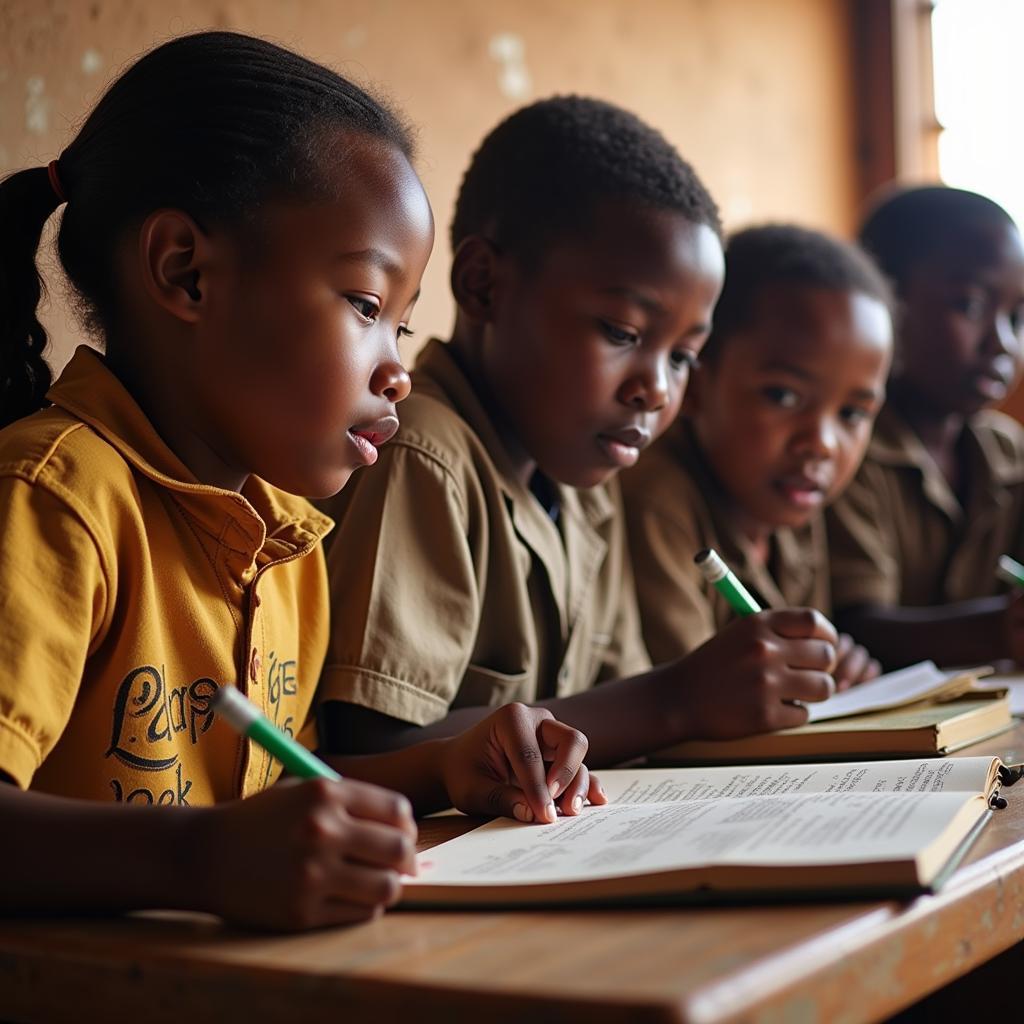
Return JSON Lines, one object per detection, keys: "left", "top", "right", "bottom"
{"left": 0, "top": 31, "right": 600, "bottom": 932}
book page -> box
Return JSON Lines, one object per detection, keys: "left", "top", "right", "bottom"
{"left": 409, "top": 789, "right": 982, "bottom": 888}
{"left": 976, "top": 673, "right": 1024, "bottom": 715}
{"left": 806, "top": 661, "right": 960, "bottom": 722}
{"left": 596, "top": 757, "right": 997, "bottom": 804}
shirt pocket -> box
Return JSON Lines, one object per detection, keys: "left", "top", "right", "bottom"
{"left": 455, "top": 663, "right": 533, "bottom": 709}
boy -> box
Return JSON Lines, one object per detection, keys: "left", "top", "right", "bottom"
{"left": 622, "top": 225, "right": 892, "bottom": 688}
{"left": 828, "top": 187, "right": 1024, "bottom": 668}
{"left": 319, "top": 98, "right": 839, "bottom": 764}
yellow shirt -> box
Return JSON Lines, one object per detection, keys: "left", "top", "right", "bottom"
{"left": 0, "top": 346, "right": 332, "bottom": 804}
{"left": 317, "top": 339, "right": 651, "bottom": 727}
{"left": 827, "top": 405, "right": 1024, "bottom": 609}
{"left": 622, "top": 418, "right": 830, "bottom": 664}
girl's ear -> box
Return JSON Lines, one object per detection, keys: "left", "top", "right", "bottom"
{"left": 137, "top": 209, "right": 212, "bottom": 324}
{"left": 450, "top": 236, "right": 504, "bottom": 323}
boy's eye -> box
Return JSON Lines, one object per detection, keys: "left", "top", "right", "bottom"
{"left": 1010, "top": 306, "right": 1024, "bottom": 333}
{"left": 347, "top": 295, "right": 381, "bottom": 322}
{"left": 600, "top": 320, "right": 640, "bottom": 346}
{"left": 763, "top": 385, "right": 800, "bottom": 409}
{"left": 841, "top": 405, "right": 873, "bottom": 426}
{"left": 951, "top": 294, "right": 988, "bottom": 321}
{"left": 670, "top": 349, "right": 700, "bottom": 371}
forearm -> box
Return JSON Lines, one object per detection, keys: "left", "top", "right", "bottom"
{"left": 533, "top": 669, "right": 686, "bottom": 766}
{"left": 835, "top": 597, "right": 1009, "bottom": 669}
{"left": 325, "top": 740, "right": 451, "bottom": 815}
{"left": 321, "top": 668, "right": 686, "bottom": 771}
{"left": 0, "top": 782, "right": 211, "bottom": 914}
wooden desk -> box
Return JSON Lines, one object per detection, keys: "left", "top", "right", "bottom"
{"left": 3, "top": 726, "right": 1024, "bottom": 1024}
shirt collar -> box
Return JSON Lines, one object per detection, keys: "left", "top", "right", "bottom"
{"left": 412, "top": 338, "right": 615, "bottom": 637}
{"left": 868, "top": 403, "right": 1024, "bottom": 523}
{"left": 412, "top": 339, "right": 615, "bottom": 529}
{"left": 47, "top": 346, "right": 332, "bottom": 559}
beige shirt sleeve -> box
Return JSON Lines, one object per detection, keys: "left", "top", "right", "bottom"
{"left": 624, "top": 492, "right": 717, "bottom": 666}
{"left": 319, "top": 442, "right": 482, "bottom": 726}
{"left": 826, "top": 461, "right": 901, "bottom": 610}
{"left": 0, "top": 476, "right": 109, "bottom": 788}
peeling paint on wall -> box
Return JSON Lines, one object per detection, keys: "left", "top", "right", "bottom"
{"left": 488, "top": 32, "right": 531, "bottom": 100}
{"left": 25, "top": 76, "right": 49, "bottom": 135}
{"left": 81, "top": 49, "right": 103, "bottom": 74}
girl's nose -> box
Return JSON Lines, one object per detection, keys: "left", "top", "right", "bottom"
{"left": 372, "top": 360, "right": 412, "bottom": 404}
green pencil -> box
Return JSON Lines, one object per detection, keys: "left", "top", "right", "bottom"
{"left": 212, "top": 685, "right": 342, "bottom": 781}
{"left": 695, "top": 547, "right": 762, "bottom": 617}
{"left": 997, "top": 554, "right": 1024, "bottom": 591}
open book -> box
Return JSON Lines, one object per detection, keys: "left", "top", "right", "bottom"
{"left": 803, "top": 661, "right": 992, "bottom": 723}
{"left": 402, "top": 757, "right": 1006, "bottom": 907}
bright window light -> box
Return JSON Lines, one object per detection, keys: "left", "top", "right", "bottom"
{"left": 932, "top": 0, "right": 1024, "bottom": 228}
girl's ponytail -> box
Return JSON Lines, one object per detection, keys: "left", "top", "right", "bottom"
{"left": 0, "top": 165, "right": 62, "bottom": 430}
{"left": 1, "top": 31, "right": 416, "bottom": 432}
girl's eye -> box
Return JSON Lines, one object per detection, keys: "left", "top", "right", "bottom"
{"left": 600, "top": 320, "right": 640, "bottom": 346}
{"left": 763, "top": 386, "right": 800, "bottom": 409}
{"left": 670, "top": 349, "right": 700, "bottom": 371}
{"left": 347, "top": 295, "right": 380, "bottom": 322}
{"left": 1009, "top": 306, "right": 1024, "bottom": 333}
{"left": 398, "top": 325, "right": 415, "bottom": 339}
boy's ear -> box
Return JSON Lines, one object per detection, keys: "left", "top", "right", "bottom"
{"left": 137, "top": 209, "right": 213, "bottom": 324}
{"left": 450, "top": 236, "right": 503, "bottom": 323}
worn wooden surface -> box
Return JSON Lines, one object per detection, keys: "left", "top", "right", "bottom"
{"left": 2, "top": 725, "right": 1024, "bottom": 1024}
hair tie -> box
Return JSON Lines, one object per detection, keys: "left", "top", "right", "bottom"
{"left": 47, "top": 159, "right": 67, "bottom": 204}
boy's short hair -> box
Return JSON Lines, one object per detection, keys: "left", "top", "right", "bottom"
{"left": 450, "top": 95, "right": 721, "bottom": 267}
{"left": 859, "top": 185, "right": 1015, "bottom": 295}
{"left": 703, "top": 223, "right": 892, "bottom": 362}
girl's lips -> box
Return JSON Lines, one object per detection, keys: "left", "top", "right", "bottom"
{"left": 350, "top": 415, "right": 399, "bottom": 447}
{"left": 347, "top": 430, "right": 379, "bottom": 466}
{"left": 347, "top": 415, "right": 399, "bottom": 467}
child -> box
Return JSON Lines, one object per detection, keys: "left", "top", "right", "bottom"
{"left": 0, "top": 32, "right": 600, "bottom": 932}
{"left": 622, "top": 225, "right": 893, "bottom": 689}
{"left": 828, "top": 186, "right": 1024, "bottom": 668}
{"left": 319, "top": 98, "right": 841, "bottom": 765}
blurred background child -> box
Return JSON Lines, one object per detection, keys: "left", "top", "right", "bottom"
{"left": 829, "top": 186, "right": 1024, "bottom": 669}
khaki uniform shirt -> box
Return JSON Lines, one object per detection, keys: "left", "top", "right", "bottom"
{"left": 0, "top": 346, "right": 332, "bottom": 803}
{"left": 827, "top": 404, "right": 1024, "bottom": 609}
{"left": 622, "top": 418, "right": 830, "bottom": 664}
{"left": 318, "top": 339, "right": 651, "bottom": 726}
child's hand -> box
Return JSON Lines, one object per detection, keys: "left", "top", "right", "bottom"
{"left": 831, "top": 632, "right": 880, "bottom": 691}
{"left": 675, "top": 608, "right": 837, "bottom": 738}
{"left": 440, "top": 703, "right": 606, "bottom": 823}
{"left": 202, "top": 777, "right": 417, "bottom": 931}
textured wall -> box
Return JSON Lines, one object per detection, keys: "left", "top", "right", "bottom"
{"left": 0, "top": 0, "right": 858, "bottom": 374}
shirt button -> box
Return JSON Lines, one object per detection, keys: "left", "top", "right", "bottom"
{"left": 250, "top": 647, "right": 261, "bottom": 683}
{"left": 559, "top": 665, "right": 570, "bottom": 683}
{"left": 252, "top": 592, "right": 262, "bottom": 608}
